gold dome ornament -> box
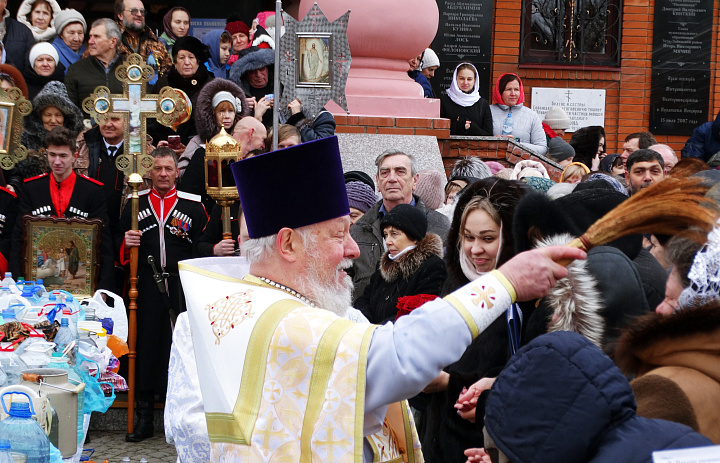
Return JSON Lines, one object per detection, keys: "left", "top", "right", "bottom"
{"left": 205, "top": 128, "right": 241, "bottom": 239}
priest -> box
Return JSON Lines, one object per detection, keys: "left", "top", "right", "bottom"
{"left": 166, "top": 136, "right": 585, "bottom": 462}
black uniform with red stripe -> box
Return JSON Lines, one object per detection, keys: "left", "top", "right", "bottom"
{"left": 0, "top": 186, "right": 18, "bottom": 275}
{"left": 119, "top": 187, "right": 207, "bottom": 393}
{"left": 11, "top": 173, "right": 116, "bottom": 290}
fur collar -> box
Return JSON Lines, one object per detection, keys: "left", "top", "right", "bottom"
{"left": 537, "top": 233, "right": 605, "bottom": 348}
{"left": 614, "top": 304, "right": 720, "bottom": 374}
{"left": 194, "top": 78, "right": 249, "bottom": 142}
{"left": 379, "top": 233, "right": 443, "bottom": 283}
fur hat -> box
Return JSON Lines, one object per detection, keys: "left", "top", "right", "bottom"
{"left": 195, "top": 78, "right": 249, "bottom": 142}
{"left": 172, "top": 36, "right": 210, "bottom": 63}
{"left": 346, "top": 181, "right": 377, "bottom": 213}
{"left": 52, "top": 8, "right": 86, "bottom": 35}
{"left": 380, "top": 203, "right": 427, "bottom": 242}
{"left": 543, "top": 106, "right": 571, "bottom": 131}
{"left": 569, "top": 125, "right": 605, "bottom": 169}
{"left": 421, "top": 48, "right": 439, "bottom": 69}
{"left": 415, "top": 169, "right": 446, "bottom": 210}
{"left": 229, "top": 48, "right": 274, "bottom": 90}
{"left": 548, "top": 137, "right": 575, "bottom": 163}
{"left": 29, "top": 42, "right": 59, "bottom": 66}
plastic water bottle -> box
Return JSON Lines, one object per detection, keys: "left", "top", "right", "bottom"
{"left": 0, "top": 440, "right": 13, "bottom": 463}
{"left": 53, "top": 318, "right": 78, "bottom": 364}
{"left": 0, "top": 391, "right": 50, "bottom": 463}
{"left": 20, "top": 282, "right": 40, "bottom": 305}
{"left": 502, "top": 112, "right": 513, "bottom": 137}
{"left": 0, "top": 273, "right": 14, "bottom": 289}
{"left": 34, "top": 280, "right": 47, "bottom": 298}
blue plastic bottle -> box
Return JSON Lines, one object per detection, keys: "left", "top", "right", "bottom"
{"left": 0, "top": 439, "right": 12, "bottom": 463}
{"left": 53, "top": 318, "right": 78, "bottom": 364}
{"left": 0, "top": 392, "right": 50, "bottom": 463}
{"left": 502, "top": 112, "right": 513, "bottom": 137}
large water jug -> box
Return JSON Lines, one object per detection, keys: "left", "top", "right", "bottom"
{"left": 0, "top": 391, "right": 50, "bottom": 463}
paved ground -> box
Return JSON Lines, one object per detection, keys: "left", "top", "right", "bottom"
{"left": 83, "top": 431, "right": 177, "bottom": 463}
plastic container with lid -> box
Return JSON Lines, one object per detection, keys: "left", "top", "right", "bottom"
{"left": 0, "top": 439, "right": 13, "bottom": 463}
{"left": 0, "top": 391, "right": 50, "bottom": 463}
{"left": 0, "top": 350, "right": 27, "bottom": 387}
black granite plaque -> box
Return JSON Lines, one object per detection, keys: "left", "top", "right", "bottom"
{"left": 649, "top": 0, "right": 712, "bottom": 135}
{"left": 430, "top": 0, "right": 494, "bottom": 100}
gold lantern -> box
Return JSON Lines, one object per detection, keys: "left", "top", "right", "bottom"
{"left": 205, "top": 128, "right": 241, "bottom": 240}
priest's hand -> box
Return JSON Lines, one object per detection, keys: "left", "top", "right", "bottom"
{"left": 497, "top": 246, "right": 586, "bottom": 301}
{"left": 213, "top": 239, "right": 235, "bottom": 256}
{"left": 125, "top": 230, "right": 142, "bottom": 248}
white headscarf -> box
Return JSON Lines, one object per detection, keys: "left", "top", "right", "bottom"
{"left": 446, "top": 62, "right": 481, "bottom": 107}
{"left": 459, "top": 221, "right": 503, "bottom": 281}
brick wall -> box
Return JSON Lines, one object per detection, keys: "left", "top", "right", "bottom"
{"left": 334, "top": 115, "right": 450, "bottom": 138}
{"left": 489, "top": 0, "right": 714, "bottom": 155}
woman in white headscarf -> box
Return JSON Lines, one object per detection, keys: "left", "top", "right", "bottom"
{"left": 440, "top": 62, "right": 493, "bottom": 136}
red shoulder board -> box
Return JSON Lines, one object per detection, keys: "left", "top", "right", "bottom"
{"left": 24, "top": 173, "right": 48, "bottom": 183}
{"left": 80, "top": 175, "right": 104, "bottom": 186}
{"left": 0, "top": 186, "right": 16, "bottom": 197}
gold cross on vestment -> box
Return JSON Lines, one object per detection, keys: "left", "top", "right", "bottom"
{"left": 471, "top": 285, "right": 496, "bottom": 310}
{"left": 81, "top": 53, "right": 189, "bottom": 178}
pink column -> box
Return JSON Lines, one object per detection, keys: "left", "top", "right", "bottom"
{"left": 296, "top": 0, "right": 440, "bottom": 117}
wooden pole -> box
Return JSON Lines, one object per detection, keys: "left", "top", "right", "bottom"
{"left": 126, "top": 172, "right": 143, "bottom": 434}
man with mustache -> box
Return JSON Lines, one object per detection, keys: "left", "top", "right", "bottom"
{"left": 166, "top": 136, "right": 584, "bottom": 462}
{"left": 113, "top": 0, "right": 171, "bottom": 78}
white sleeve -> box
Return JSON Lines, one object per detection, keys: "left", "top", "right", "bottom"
{"left": 363, "top": 271, "right": 515, "bottom": 433}
{"left": 165, "top": 312, "right": 212, "bottom": 462}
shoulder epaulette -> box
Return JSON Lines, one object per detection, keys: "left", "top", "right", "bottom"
{"left": 0, "top": 186, "right": 16, "bottom": 197}
{"left": 24, "top": 173, "right": 48, "bottom": 183}
{"left": 126, "top": 188, "right": 151, "bottom": 199}
{"left": 177, "top": 191, "right": 202, "bottom": 202}
{"left": 79, "top": 175, "right": 104, "bottom": 186}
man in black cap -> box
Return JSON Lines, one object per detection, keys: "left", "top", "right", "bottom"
{"left": 165, "top": 135, "right": 585, "bottom": 461}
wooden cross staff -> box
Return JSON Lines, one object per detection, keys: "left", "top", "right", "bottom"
{"left": 82, "top": 53, "right": 189, "bottom": 435}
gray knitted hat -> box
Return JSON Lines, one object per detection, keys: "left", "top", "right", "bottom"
{"left": 52, "top": 9, "right": 87, "bottom": 35}
{"left": 346, "top": 181, "right": 377, "bottom": 213}
{"left": 543, "top": 106, "right": 571, "bottom": 131}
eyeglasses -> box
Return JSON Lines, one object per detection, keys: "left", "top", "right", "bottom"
{"left": 125, "top": 8, "right": 146, "bottom": 16}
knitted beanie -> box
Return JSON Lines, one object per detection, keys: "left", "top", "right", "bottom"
{"left": 29, "top": 42, "right": 59, "bottom": 66}
{"left": 415, "top": 169, "right": 446, "bottom": 210}
{"left": 226, "top": 20, "right": 250, "bottom": 37}
{"left": 421, "top": 48, "right": 439, "bottom": 69}
{"left": 548, "top": 137, "right": 575, "bottom": 163}
{"left": 380, "top": 204, "right": 427, "bottom": 242}
{"left": 485, "top": 161, "right": 505, "bottom": 175}
{"left": 543, "top": 106, "right": 571, "bottom": 131}
{"left": 52, "top": 9, "right": 86, "bottom": 35}
{"left": 346, "top": 181, "right": 377, "bottom": 213}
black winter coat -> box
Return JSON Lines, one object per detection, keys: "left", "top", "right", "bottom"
{"left": 440, "top": 94, "right": 493, "bottom": 136}
{"left": 354, "top": 233, "right": 446, "bottom": 324}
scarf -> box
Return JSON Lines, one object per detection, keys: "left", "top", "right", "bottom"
{"left": 52, "top": 36, "right": 85, "bottom": 73}
{"left": 446, "top": 62, "right": 481, "bottom": 107}
{"left": 387, "top": 245, "right": 417, "bottom": 261}
{"left": 459, "top": 222, "right": 504, "bottom": 281}
{"left": 492, "top": 72, "right": 526, "bottom": 106}
{"left": 161, "top": 8, "right": 186, "bottom": 43}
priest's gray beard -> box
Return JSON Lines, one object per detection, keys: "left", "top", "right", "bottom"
{"left": 298, "top": 252, "right": 354, "bottom": 318}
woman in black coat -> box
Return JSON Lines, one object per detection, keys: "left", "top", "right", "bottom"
{"left": 421, "top": 177, "right": 529, "bottom": 463}
{"left": 354, "top": 204, "right": 447, "bottom": 324}
{"left": 440, "top": 62, "right": 493, "bottom": 136}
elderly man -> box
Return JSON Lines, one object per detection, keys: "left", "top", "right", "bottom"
{"left": 620, "top": 131, "right": 657, "bottom": 171}
{"left": 351, "top": 149, "right": 450, "bottom": 296}
{"left": 232, "top": 116, "right": 267, "bottom": 158}
{"left": 0, "top": 0, "right": 34, "bottom": 74}
{"left": 165, "top": 136, "right": 584, "bottom": 461}
{"left": 626, "top": 149, "right": 664, "bottom": 195}
{"left": 648, "top": 143, "right": 677, "bottom": 175}
{"left": 65, "top": 18, "right": 124, "bottom": 107}
{"left": 229, "top": 48, "right": 274, "bottom": 126}
{"left": 165, "top": 136, "right": 583, "bottom": 461}
{"left": 121, "top": 147, "right": 207, "bottom": 442}
{"left": 114, "top": 0, "right": 171, "bottom": 78}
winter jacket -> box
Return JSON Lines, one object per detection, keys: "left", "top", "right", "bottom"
{"left": 23, "top": 62, "right": 65, "bottom": 100}
{"left": 441, "top": 94, "right": 493, "bottom": 136}
{"left": 284, "top": 108, "right": 335, "bottom": 142}
{"left": 16, "top": 0, "right": 61, "bottom": 42}
{"left": 51, "top": 35, "right": 85, "bottom": 74}
{"left": 681, "top": 110, "right": 720, "bottom": 162}
{"left": 615, "top": 305, "right": 720, "bottom": 443}
{"left": 2, "top": 15, "right": 35, "bottom": 75}
{"left": 354, "top": 233, "right": 446, "bottom": 324}
{"left": 350, "top": 195, "right": 449, "bottom": 298}
{"left": 64, "top": 54, "right": 124, "bottom": 108}
{"left": 484, "top": 331, "right": 712, "bottom": 463}
{"left": 490, "top": 103, "right": 548, "bottom": 155}
{"left": 21, "top": 80, "right": 84, "bottom": 151}
{"left": 116, "top": 24, "right": 172, "bottom": 78}
{"left": 408, "top": 69, "right": 433, "bottom": 98}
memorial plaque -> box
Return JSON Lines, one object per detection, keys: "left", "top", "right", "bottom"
{"left": 649, "top": 0, "right": 712, "bottom": 135}
{"left": 430, "top": 0, "right": 493, "bottom": 100}
{"left": 531, "top": 88, "right": 606, "bottom": 133}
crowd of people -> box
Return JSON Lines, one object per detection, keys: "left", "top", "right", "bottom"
{"left": 0, "top": 0, "right": 716, "bottom": 460}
